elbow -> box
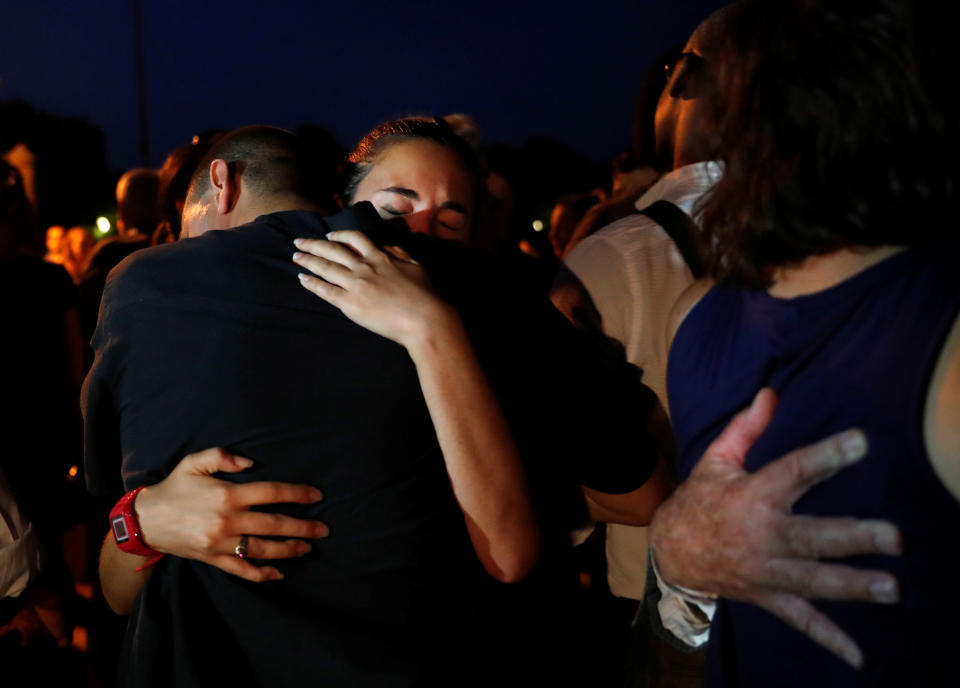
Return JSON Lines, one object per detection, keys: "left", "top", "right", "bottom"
{"left": 101, "top": 586, "right": 134, "bottom": 616}
{"left": 466, "top": 509, "right": 541, "bottom": 583}
{"left": 487, "top": 545, "right": 539, "bottom": 584}
{"left": 494, "top": 569, "right": 528, "bottom": 585}
{"left": 479, "top": 529, "right": 541, "bottom": 584}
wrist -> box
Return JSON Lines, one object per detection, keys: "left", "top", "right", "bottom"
{"left": 131, "top": 486, "right": 162, "bottom": 553}
{"left": 402, "top": 301, "right": 463, "bottom": 356}
{"left": 649, "top": 543, "right": 717, "bottom": 603}
{"left": 109, "top": 487, "right": 165, "bottom": 563}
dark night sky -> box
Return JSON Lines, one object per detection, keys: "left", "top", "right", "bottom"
{"left": 1, "top": 0, "right": 727, "bottom": 172}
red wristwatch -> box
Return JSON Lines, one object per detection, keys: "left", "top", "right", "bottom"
{"left": 109, "top": 487, "right": 165, "bottom": 570}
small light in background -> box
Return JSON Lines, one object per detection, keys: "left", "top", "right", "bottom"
{"left": 532, "top": 219, "right": 544, "bottom": 232}
{"left": 67, "top": 465, "right": 80, "bottom": 480}
{"left": 72, "top": 625, "right": 89, "bottom": 652}
{"left": 95, "top": 216, "right": 111, "bottom": 234}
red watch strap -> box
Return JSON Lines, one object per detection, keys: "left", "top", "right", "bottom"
{"left": 134, "top": 554, "right": 166, "bottom": 573}
{"left": 109, "top": 487, "right": 166, "bottom": 567}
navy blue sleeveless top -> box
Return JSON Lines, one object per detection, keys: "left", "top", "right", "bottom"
{"left": 668, "top": 244, "right": 960, "bottom": 687}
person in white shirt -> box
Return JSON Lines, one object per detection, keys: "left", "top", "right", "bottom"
{"left": 0, "top": 467, "right": 39, "bottom": 603}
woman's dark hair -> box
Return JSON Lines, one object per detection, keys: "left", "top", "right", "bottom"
{"left": 157, "top": 130, "right": 224, "bottom": 241}
{"left": 698, "top": 0, "right": 954, "bottom": 287}
{"left": 343, "top": 116, "right": 486, "bottom": 208}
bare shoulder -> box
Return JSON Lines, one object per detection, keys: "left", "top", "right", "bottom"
{"left": 924, "top": 310, "right": 960, "bottom": 502}
{"left": 666, "top": 278, "right": 715, "bottom": 352}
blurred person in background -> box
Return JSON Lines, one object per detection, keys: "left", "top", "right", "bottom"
{"left": 0, "top": 158, "right": 86, "bottom": 681}
{"left": 78, "top": 168, "right": 160, "bottom": 343}
{"left": 560, "top": 44, "right": 682, "bottom": 259}
{"left": 443, "top": 113, "right": 517, "bottom": 255}
{"left": 43, "top": 225, "right": 66, "bottom": 267}
{"left": 151, "top": 131, "right": 225, "bottom": 245}
{"left": 548, "top": 191, "right": 603, "bottom": 258}
{"left": 62, "top": 226, "right": 94, "bottom": 282}
{"left": 549, "top": 14, "right": 725, "bottom": 685}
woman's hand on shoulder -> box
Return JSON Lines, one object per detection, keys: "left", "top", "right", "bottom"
{"left": 293, "top": 231, "right": 456, "bottom": 349}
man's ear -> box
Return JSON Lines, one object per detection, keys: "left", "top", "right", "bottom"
{"left": 208, "top": 158, "right": 240, "bottom": 216}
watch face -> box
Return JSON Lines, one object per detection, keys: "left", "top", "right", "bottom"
{"left": 111, "top": 515, "right": 130, "bottom": 543}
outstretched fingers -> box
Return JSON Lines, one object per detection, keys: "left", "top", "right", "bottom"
{"left": 226, "top": 482, "right": 329, "bottom": 539}
{"left": 778, "top": 514, "right": 902, "bottom": 559}
{"left": 756, "top": 429, "right": 869, "bottom": 509}
{"left": 763, "top": 558, "right": 899, "bottom": 604}
{"left": 228, "top": 480, "right": 323, "bottom": 509}
{"left": 232, "top": 510, "right": 329, "bottom": 540}
{"left": 699, "top": 388, "right": 779, "bottom": 472}
{"left": 758, "top": 591, "right": 864, "bottom": 668}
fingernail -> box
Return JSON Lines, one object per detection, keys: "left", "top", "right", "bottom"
{"left": 311, "top": 489, "right": 324, "bottom": 501}
{"left": 299, "top": 543, "right": 313, "bottom": 555}
{"left": 318, "top": 525, "right": 330, "bottom": 538}
{"left": 325, "top": 232, "right": 334, "bottom": 239}
{"left": 874, "top": 527, "right": 902, "bottom": 555}
{"left": 298, "top": 273, "right": 310, "bottom": 283}
{"left": 269, "top": 569, "right": 285, "bottom": 581}
{"left": 234, "top": 457, "right": 254, "bottom": 469}
{"left": 843, "top": 645, "right": 864, "bottom": 669}
{"left": 293, "top": 251, "right": 303, "bottom": 261}
{"left": 869, "top": 579, "right": 898, "bottom": 604}
{"left": 293, "top": 238, "right": 303, "bottom": 247}
{"left": 839, "top": 430, "right": 867, "bottom": 462}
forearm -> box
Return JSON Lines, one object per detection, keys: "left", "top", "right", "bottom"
{"left": 406, "top": 305, "right": 539, "bottom": 583}
{"left": 582, "top": 454, "right": 673, "bottom": 526}
{"left": 98, "top": 532, "right": 152, "bottom": 615}
{"left": 290, "top": 233, "right": 539, "bottom": 580}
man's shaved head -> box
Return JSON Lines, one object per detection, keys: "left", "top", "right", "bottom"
{"left": 180, "top": 125, "right": 327, "bottom": 238}
{"left": 185, "top": 126, "right": 320, "bottom": 207}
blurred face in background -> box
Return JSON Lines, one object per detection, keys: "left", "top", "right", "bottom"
{"left": 46, "top": 225, "right": 65, "bottom": 255}
{"left": 654, "top": 16, "right": 722, "bottom": 169}
{"left": 66, "top": 226, "right": 93, "bottom": 260}
{"left": 351, "top": 139, "right": 475, "bottom": 243}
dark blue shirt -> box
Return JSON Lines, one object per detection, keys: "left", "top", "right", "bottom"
{"left": 668, "top": 244, "right": 960, "bottom": 687}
